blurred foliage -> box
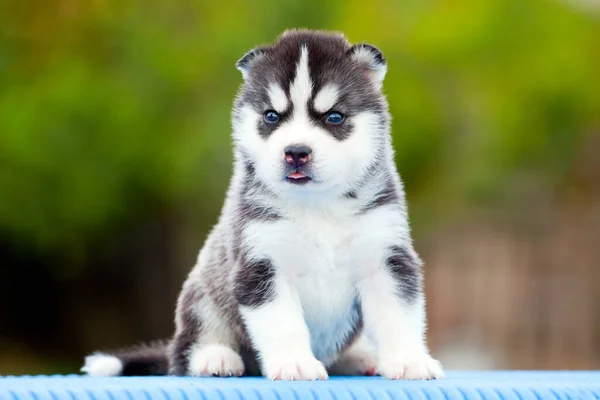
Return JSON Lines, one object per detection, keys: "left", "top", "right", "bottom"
{"left": 0, "top": 0, "right": 599, "bottom": 258}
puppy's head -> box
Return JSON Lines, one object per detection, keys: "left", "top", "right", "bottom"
{"left": 233, "top": 30, "right": 390, "bottom": 197}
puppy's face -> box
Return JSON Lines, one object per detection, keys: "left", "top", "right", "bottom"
{"left": 233, "top": 30, "right": 390, "bottom": 197}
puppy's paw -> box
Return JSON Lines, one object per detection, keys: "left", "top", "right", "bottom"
{"left": 378, "top": 352, "right": 444, "bottom": 380}
{"left": 264, "top": 355, "right": 328, "bottom": 381}
{"left": 189, "top": 344, "right": 245, "bottom": 377}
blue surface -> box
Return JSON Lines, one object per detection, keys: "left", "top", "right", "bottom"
{"left": 1, "top": 372, "right": 599, "bottom": 400}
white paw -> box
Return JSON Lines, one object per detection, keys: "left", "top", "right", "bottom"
{"left": 378, "top": 353, "right": 444, "bottom": 380}
{"left": 264, "top": 356, "right": 329, "bottom": 381}
{"left": 189, "top": 344, "right": 245, "bottom": 377}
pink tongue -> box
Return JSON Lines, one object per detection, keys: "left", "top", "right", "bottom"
{"left": 288, "top": 172, "right": 307, "bottom": 179}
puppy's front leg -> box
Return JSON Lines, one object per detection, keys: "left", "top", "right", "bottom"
{"left": 235, "top": 256, "right": 328, "bottom": 380}
{"left": 359, "top": 245, "right": 444, "bottom": 380}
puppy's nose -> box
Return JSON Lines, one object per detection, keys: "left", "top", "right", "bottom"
{"left": 284, "top": 145, "right": 312, "bottom": 166}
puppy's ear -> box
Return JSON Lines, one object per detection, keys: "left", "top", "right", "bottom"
{"left": 348, "top": 43, "right": 387, "bottom": 89}
{"left": 236, "top": 46, "right": 269, "bottom": 79}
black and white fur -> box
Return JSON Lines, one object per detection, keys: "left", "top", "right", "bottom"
{"left": 81, "top": 29, "right": 443, "bottom": 381}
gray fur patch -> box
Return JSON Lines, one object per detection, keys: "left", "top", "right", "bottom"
{"left": 343, "top": 190, "right": 358, "bottom": 199}
{"left": 234, "top": 256, "right": 276, "bottom": 308}
{"left": 358, "top": 178, "right": 399, "bottom": 214}
{"left": 239, "top": 201, "right": 282, "bottom": 222}
{"left": 386, "top": 246, "right": 422, "bottom": 303}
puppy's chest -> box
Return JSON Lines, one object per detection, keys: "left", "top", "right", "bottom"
{"left": 264, "top": 212, "right": 361, "bottom": 276}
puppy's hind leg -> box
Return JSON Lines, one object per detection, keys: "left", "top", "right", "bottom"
{"left": 168, "top": 278, "right": 245, "bottom": 377}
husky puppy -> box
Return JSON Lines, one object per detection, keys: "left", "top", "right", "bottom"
{"left": 81, "top": 29, "right": 443, "bottom": 381}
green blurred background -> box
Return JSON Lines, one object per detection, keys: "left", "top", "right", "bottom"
{"left": 1, "top": 0, "right": 599, "bottom": 375}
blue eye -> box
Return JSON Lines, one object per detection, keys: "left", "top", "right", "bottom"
{"left": 326, "top": 112, "right": 344, "bottom": 125}
{"left": 264, "top": 110, "right": 280, "bottom": 124}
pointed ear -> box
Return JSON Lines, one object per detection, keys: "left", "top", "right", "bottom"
{"left": 349, "top": 43, "right": 387, "bottom": 89}
{"left": 236, "top": 46, "right": 269, "bottom": 79}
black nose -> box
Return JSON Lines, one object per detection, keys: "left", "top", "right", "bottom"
{"left": 284, "top": 145, "right": 312, "bottom": 167}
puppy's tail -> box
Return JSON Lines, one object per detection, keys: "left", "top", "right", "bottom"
{"left": 81, "top": 340, "right": 169, "bottom": 376}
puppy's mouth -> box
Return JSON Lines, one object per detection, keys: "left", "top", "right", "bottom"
{"left": 286, "top": 171, "right": 312, "bottom": 185}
